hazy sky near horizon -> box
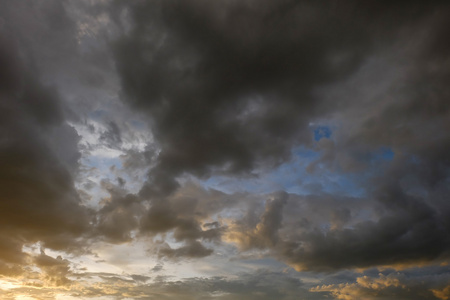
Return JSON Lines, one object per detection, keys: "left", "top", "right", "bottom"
{"left": 1, "top": 1, "right": 450, "bottom": 299}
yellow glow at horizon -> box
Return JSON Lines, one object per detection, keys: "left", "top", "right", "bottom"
{"left": 0, "top": 278, "right": 22, "bottom": 290}
{"left": 15, "top": 296, "right": 37, "bottom": 300}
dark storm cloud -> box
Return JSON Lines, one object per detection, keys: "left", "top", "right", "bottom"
{"left": 0, "top": 0, "right": 92, "bottom": 275}
{"left": 230, "top": 186, "right": 450, "bottom": 272}
{"left": 275, "top": 3, "right": 450, "bottom": 271}
{"left": 114, "top": 0, "right": 380, "bottom": 198}
{"left": 5, "top": 1, "right": 447, "bottom": 299}
{"left": 3, "top": 2, "right": 450, "bottom": 299}
{"left": 114, "top": 0, "right": 449, "bottom": 195}
{"left": 109, "top": 0, "right": 450, "bottom": 271}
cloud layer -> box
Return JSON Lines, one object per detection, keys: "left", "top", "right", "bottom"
{"left": 1, "top": 0, "right": 450, "bottom": 299}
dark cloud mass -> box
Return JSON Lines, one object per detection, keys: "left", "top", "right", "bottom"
{"left": 115, "top": 0, "right": 373, "bottom": 197}
{"left": 2, "top": 0, "right": 450, "bottom": 299}
{"left": 113, "top": 0, "right": 450, "bottom": 271}
{"left": 0, "top": 8, "right": 92, "bottom": 276}
{"left": 114, "top": 1, "right": 449, "bottom": 196}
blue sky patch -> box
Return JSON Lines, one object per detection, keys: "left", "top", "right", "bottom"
{"left": 372, "top": 147, "right": 394, "bottom": 162}
{"left": 314, "top": 126, "right": 332, "bottom": 141}
{"left": 200, "top": 146, "right": 366, "bottom": 197}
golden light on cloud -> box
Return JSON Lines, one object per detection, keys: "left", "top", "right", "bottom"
{"left": 432, "top": 286, "right": 450, "bottom": 300}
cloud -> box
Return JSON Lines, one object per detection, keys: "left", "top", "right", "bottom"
{"left": 113, "top": 0, "right": 389, "bottom": 198}
{"left": 312, "top": 266, "right": 450, "bottom": 300}
{"left": 64, "top": 269, "right": 314, "bottom": 300}
{"left": 226, "top": 192, "right": 288, "bottom": 250}
{"left": 141, "top": 182, "right": 237, "bottom": 258}
{"left": 108, "top": 1, "right": 450, "bottom": 272}
{"left": 150, "top": 263, "right": 163, "bottom": 273}
{"left": 2, "top": 1, "right": 450, "bottom": 299}
{"left": 432, "top": 285, "right": 450, "bottom": 300}
{"left": 223, "top": 186, "right": 450, "bottom": 272}
{"left": 112, "top": 0, "right": 450, "bottom": 196}
{"left": 34, "top": 252, "right": 72, "bottom": 287}
{"left": 158, "top": 240, "right": 213, "bottom": 259}
{"left": 0, "top": 0, "right": 91, "bottom": 275}
{"left": 99, "top": 121, "right": 122, "bottom": 149}
{"left": 95, "top": 180, "right": 144, "bottom": 243}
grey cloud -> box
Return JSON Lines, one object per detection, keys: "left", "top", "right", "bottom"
{"left": 121, "top": 147, "right": 157, "bottom": 172}
{"left": 3, "top": 2, "right": 450, "bottom": 299}
{"left": 114, "top": 0, "right": 397, "bottom": 198}
{"left": 96, "top": 180, "right": 144, "bottom": 243}
{"left": 70, "top": 269, "right": 315, "bottom": 300}
{"left": 227, "top": 192, "right": 288, "bottom": 250}
{"left": 312, "top": 265, "right": 450, "bottom": 300}
{"left": 292, "top": 121, "right": 450, "bottom": 270}
{"left": 110, "top": 2, "right": 450, "bottom": 272}
{"left": 311, "top": 6, "right": 450, "bottom": 175}
{"left": 158, "top": 240, "right": 213, "bottom": 259}
{"left": 0, "top": 0, "right": 92, "bottom": 274}
{"left": 34, "top": 252, "right": 72, "bottom": 287}
{"left": 117, "top": 176, "right": 126, "bottom": 187}
{"left": 5, "top": 266, "right": 450, "bottom": 300}
{"left": 196, "top": 1, "right": 450, "bottom": 272}
{"left": 254, "top": 192, "right": 288, "bottom": 247}
{"left": 284, "top": 42, "right": 450, "bottom": 273}
{"left": 140, "top": 182, "right": 236, "bottom": 258}
{"left": 227, "top": 186, "right": 449, "bottom": 272}
{"left": 150, "top": 263, "right": 163, "bottom": 272}
{"left": 113, "top": 0, "right": 449, "bottom": 198}
{"left": 131, "top": 274, "right": 151, "bottom": 283}
{"left": 99, "top": 121, "right": 122, "bottom": 148}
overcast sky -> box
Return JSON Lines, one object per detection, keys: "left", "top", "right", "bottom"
{"left": 1, "top": 1, "right": 450, "bottom": 299}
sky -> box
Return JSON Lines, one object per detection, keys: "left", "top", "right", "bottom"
{"left": 1, "top": 0, "right": 450, "bottom": 299}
